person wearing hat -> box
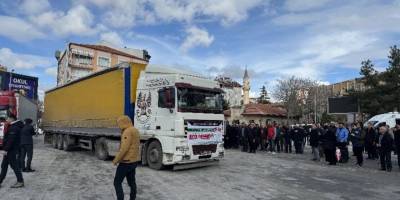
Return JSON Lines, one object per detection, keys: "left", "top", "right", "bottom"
{"left": 113, "top": 116, "right": 140, "bottom": 200}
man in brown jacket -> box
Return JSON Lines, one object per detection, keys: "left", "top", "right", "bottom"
{"left": 113, "top": 115, "right": 140, "bottom": 200}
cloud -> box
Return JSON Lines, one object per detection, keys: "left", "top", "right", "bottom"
{"left": 180, "top": 26, "right": 214, "bottom": 52}
{"left": 0, "top": 48, "right": 53, "bottom": 69}
{"left": 78, "top": 0, "right": 264, "bottom": 28}
{"left": 99, "top": 31, "right": 124, "bottom": 47}
{"left": 20, "top": 0, "right": 51, "bottom": 15}
{"left": 268, "top": 0, "right": 400, "bottom": 81}
{"left": 0, "top": 16, "right": 45, "bottom": 42}
{"left": 31, "top": 5, "right": 98, "bottom": 37}
{"left": 283, "top": 0, "right": 332, "bottom": 12}
{"left": 45, "top": 67, "right": 58, "bottom": 78}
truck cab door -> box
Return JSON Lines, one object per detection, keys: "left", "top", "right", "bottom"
{"left": 155, "top": 87, "right": 176, "bottom": 134}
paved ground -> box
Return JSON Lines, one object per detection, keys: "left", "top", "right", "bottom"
{"left": 0, "top": 136, "right": 399, "bottom": 200}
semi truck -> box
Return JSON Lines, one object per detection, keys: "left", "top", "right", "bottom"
{"left": 0, "top": 91, "right": 38, "bottom": 147}
{"left": 43, "top": 63, "right": 225, "bottom": 170}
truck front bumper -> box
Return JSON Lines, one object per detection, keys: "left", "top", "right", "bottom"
{"left": 163, "top": 142, "right": 224, "bottom": 166}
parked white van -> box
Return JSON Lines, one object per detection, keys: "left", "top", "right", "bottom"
{"left": 364, "top": 112, "right": 400, "bottom": 128}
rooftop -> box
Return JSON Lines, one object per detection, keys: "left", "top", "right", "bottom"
{"left": 242, "top": 103, "right": 287, "bottom": 117}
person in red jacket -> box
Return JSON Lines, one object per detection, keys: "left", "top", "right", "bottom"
{"left": 267, "top": 124, "right": 276, "bottom": 154}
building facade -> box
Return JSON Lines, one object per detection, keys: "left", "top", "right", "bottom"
{"left": 330, "top": 78, "right": 366, "bottom": 96}
{"left": 55, "top": 42, "right": 151, "bottom": 86}
{"left": 223, "top": 67, "right": 287, "bottom": 125}
{"left": 216, "top": 76, "right": 242, "bottom": 108}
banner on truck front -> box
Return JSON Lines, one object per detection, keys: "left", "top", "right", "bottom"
{"left": 187, "top": 123, "right": 223, "bottom": 145}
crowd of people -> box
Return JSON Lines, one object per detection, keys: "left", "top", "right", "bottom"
{"left": 0, "top": 115, "right": 36, "bottom": 188}
{"left": 225, "top": 119, "right": 400, "bottom": 172}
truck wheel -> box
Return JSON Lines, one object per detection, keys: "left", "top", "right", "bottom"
{"left": 147, "top": 141, "right": 164, "bottom": 170}
{"left": 57, "top": 134, "right": 64, "bottom": 150}
{"left": 52, "top": 134, "right": 58, "bottom": 149}
{"left": 63, "top": 135, "right": 72, "bottom": 151}
{"left": 95, "top": 137, "right": 109, "bottom": 160}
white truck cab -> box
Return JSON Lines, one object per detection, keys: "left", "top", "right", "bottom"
{"left": 134, "top": 66, "right": 225, "bottom": 170}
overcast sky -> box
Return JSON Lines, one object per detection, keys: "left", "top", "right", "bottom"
{"left": 0, "top": 0, "right": 399, "bottom": 99}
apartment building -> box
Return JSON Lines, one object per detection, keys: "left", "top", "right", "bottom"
{"left": 330, "top": 78, "right": 366, "bottom": 96}
{"left": 55, "top": 42, "right": 151, "bottom": 85}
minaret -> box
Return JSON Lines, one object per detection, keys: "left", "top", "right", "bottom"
{"left": 243, "top": 67, "right": 250, "bottom": 105}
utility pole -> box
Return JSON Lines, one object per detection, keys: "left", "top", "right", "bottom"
{"left": 314, "top": 86, "right": 317, "bottom": 123}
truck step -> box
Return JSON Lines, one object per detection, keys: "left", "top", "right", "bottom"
{"left": 79, "top": 139, "right": 92, "bottom": 150}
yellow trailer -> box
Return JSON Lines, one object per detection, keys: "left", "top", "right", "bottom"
{"left": 43, "top": 62, "right": 225, "bottom": 170}
{"left": 43, "top": 63, "right": 146, "bottom": 159}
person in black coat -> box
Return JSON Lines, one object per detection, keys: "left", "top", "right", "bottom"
{"left": 365, "top": 122, "right": 378, "bottom": 160}
{"left": 225, "top": 122, "right": 232, "bottom": 148}
{"left": 292, "top": 126, "right": 305, "bottom": 154}
{"left": 283, "top": 126, "right": 292, "bottom": 153}
{"left": 377, "top": 126, "right": 394, "bottom": 172}
{"left": 322, "top": 124, "right": 337, "bottom": 165}
{"left": 0, "top": 115, "right": 25, "bottom": 188}
{"left": 394, "top": 120, "right": 400, "bottom": 169}
{"left": 240, "top": 123, "right": 248, "bottom": 152}
{"left": 246, "top": 122, "right": 258, "bottom": 153}
{"left": 309, "top": 124, "right": 321, "bottom": 161}
{"left": 20, "top": 118, "right": 36, "bottom": 172}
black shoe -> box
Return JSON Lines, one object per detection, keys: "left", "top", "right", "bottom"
{"left": 26, "top": 168, "right": 35, "bottom": 173}
{"left": 22, "top": 168, "right": 28, "bottom": 172}
{"left": 380, "top": 168, "right": 386, "bottom": 171}
{"left": 387, "top": 168, "right": 392, "bottom": 172}
{"left": 10, "top": 182, "right": 24, "bottom": 188}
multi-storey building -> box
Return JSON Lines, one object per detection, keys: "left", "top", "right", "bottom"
{"left": 330, "top": 78, "right": 366, "bottom": 96}
{"left": 55, "top": 42, "right": 151, "bottom": 85}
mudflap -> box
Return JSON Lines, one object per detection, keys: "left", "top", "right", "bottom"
{"left": 173, "top": 160, "right": 219, "bottom": 171}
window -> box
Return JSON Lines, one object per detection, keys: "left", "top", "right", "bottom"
{"left": 98, "top": 57, "right": 110, "bottom": 68}
{"left": 158, "top": 87, "right": 175, "bottom": 108}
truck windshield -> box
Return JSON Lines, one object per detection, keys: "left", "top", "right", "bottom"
{"left": 177, "top": 87, "right": 223, "bottom": 114}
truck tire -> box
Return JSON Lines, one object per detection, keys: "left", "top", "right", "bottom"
{"left": 95, "top": 137, "right": 109, "bottom": 160}
{"left": 63, "top": 135, "right": 72, "bottom": 151}
{"left": 57, "top": 134, "right": 64, "bottom": 150}
{"left": 52, "top": 134, "right": 58, "bottom": 149}
{"left": 147, "top": 141, "right": 164, "bottom": 170}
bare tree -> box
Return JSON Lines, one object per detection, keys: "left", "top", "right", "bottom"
{"left": 272, "top": 76, "right": 316, "bottom": 124}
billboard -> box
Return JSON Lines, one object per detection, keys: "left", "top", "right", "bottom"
{"left": 328, "top": 96, "right": 359, "bottom": 114}
{"left": 0, "top": 71, "right": 38, "bottom": 100}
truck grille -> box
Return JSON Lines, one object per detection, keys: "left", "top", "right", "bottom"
{"left": 192, "top": 144, "right": 217, "bottom": 155}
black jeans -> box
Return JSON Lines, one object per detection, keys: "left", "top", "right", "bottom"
{"left": 275, "top": 139, "right": 281, "bottom": 153}
{"left": 294, "top": 141, "right": 303, "bottom": 154}
{"left": 284, "top": 140, "right": 292, "bottom": 153}
{"left": 324, "top": 148, "right": 337, "bottom": 165}
{"left": 379, "top": 150, "right": 392, "bottom": 170}
{"left": 0, "top": 151, "right": 24, "bottom": 184}
{"left": 353, "top": 146, "right": 364, "bottom": 165}
{"left": 397, "top": 146, "right": 400, "bottom": 168}
{"left": 114, "top": 162, "right": 137, "bottom": 200}
{"left": 338, "top": 143, "right": 349, "bottom": 162}
{"left": 20, "top": 144, "right": 33, "bottom": 170}
{"left": 366, "top": 144, "right": 378, "bottom": 159}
